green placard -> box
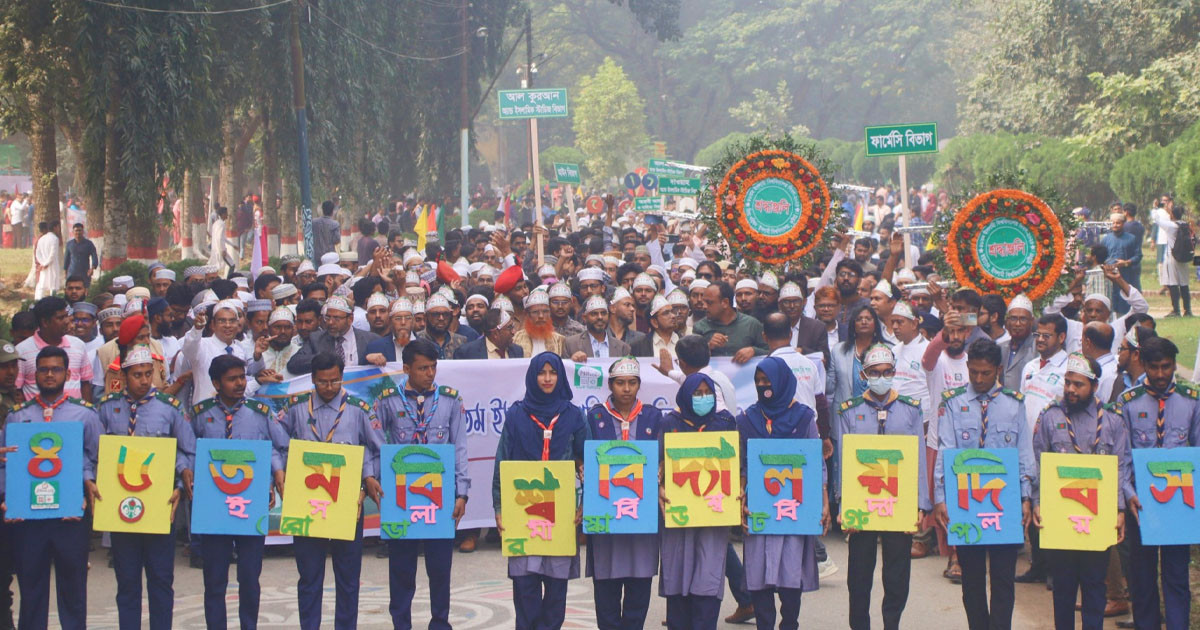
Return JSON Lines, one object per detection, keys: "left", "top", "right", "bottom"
{"left": 498, "top": 88, "right": 569, "bottom": 120}
{"left": 743, "top": 178, "right": 802, "bottom": 238}
{"left": 864, "top": 122, "right": 938, "bottom": 156}
{"left": 553, "top": 163, "right": 581, "bottom": 184}
{"left": 634, "top": 197, "right": 664, "bottom": 213}
{"left": 658, "top": 177, "right": 700, "bottom": 196}
{"left": 648, "top": 158, "right": 686, "bottom": 177}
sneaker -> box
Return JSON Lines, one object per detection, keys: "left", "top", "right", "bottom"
{"left": 818, "top": 559, "right": 839, "bottom": 579}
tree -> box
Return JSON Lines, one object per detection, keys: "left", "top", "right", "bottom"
{"left": 728, "top": 80, "right": 805, "bottom": 136}
{"left": 1109, "top": 144, "right": 1171, "bottom": 208}
{"left": 538, "top": 145, "right": 587, "bottom": 182}
{"left": 573, "top": 58, "right": 649, "bottom": 183}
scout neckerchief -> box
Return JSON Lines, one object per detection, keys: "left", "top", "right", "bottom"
{"left": 1148, "top": 383, "right": 1176, "bottom": 447}
{"left": 125, "top": 387, "right": 158, "bottom": 436}
{"left": 759, "top": 402, "right": 796, "bottom": 436}
{"left": 34, "top": 394, "right": 68, "bottom": 422}
{"left": 216, "top": 397, "right": 246, "bottom": 439}
{"left": 604, "top": 399, "right": 643, "bottom": 440}
{"left": 400, "top": 386, "right": 440, "bottom": 444}
{"left": 863, "top": 390, "right": 898, "bottom": 435}
{"left": 528, "top": 412, "right": 560, "bottom": 461}
{"left": 309, "top": 390, "right": 349, "bottom": 442}
{"left": 976, "top": 388, "right": 1002, "bottom": 447}
{"left": 1065, "top": 398, "right": 1104, "bottom": 454}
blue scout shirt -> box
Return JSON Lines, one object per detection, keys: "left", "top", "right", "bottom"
{"left": 281, "top": 389, "right": 383, "bottom": 480}
{"left": 191, "top": 397, "right": 291, "bottom": 473}
{"left": 836, "top": 392, "right": 930, "bottom": 511}
{"left": 935, "top": 385, "right": 1035, "bottom": 505}
{"left": 374, "top": 381, "right": 471, "bottom": 496}
{"left": 1117, "top": 382, "right": 1200, "bottom": 450}
{"left": 97, "top": 389, "right": 196, "bottom": 475}
{"left": 1033, "top": 399, "right": 1132, "bottom": 508}
{"left": 1, "top": 397, "right": 103, "bottom": 491}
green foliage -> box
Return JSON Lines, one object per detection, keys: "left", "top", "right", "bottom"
{"left": 1110, "top": 144, "right": 1172, "bottom": 209}
{"left": 1018, "top": 138, "right": 1113, "bottom": 210}
{"left": 538, "top": 145, "right": 588, "bottom": 182}
{"left": 693, "top": 132, "right": 753, "bottom": 167}
{"left": 573, "top": 58, "right": 649, "bottom": 183}
{"left": 468, "top": 206, "right": 496, "bottom": 227}
{"left": 728, "top": 80, "right": 800, "bottom": 136}
{"left": 88, "top": 261, "right": 151, "bottom": 300}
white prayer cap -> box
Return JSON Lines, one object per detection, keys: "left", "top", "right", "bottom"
{"left": 892, "top": 301, "right": 916, "bottom": 320}
{"left": 1083, "top": 293, "right": 1112, "bottom": 311}
{"left": 524, "top": 291, "right": 550, "bottom": 308}
{"left": 269, "top": 307, "right": 295, "bottom": 325}
{"left": 338, "top": 251, "right": 358, "bottom": 263}
{"left": 405, "top": 271, "right": 421, "bottom": 286}
{"left": 908, "top": 285, "right": 930, "bottom": 297}
{"left": 873, "top": 279, "right": 894, "bottom": 298}
{"left": 1124, "top": 326, "right": 1143, "bottom": 349}
{"left": 862, "top": 344, "right": 896, "bottom": 369}
{"left": 214, "top": 299, "right": 242, "bottom": 315}
{"left": 603, "top": 256, "right": 621, "bottom": 267}
{"left": 585, "top": 254, "right": 604, "bottom": 266}
{"left": 611, "top": 287, "right": 633, "bottom": 304}
{"left": 468, "top": 261, "right": 485, "bottom": 274}
{"left": 452, "top": 261, "right": 470, "bottom": 277}
{"left": 231, "top": 277, "right": 250, "bottom": 289}
{"left": 895, "top": 268, "right": 917, "bottom": 284}
{"left": 112, "top": 275, "right": 134, "bottom": 289}
{"left": 759, "top": 271, "right": 780, "bottom": 291}
{"left": 537, "top": 264, "right": 556, "bottom": 278}
{"left": 202, "top": 265, "right": 219, "bottom": 274}
{"left": 633, "top": 273, "right": 658, "bottom": 290}
{"left": 390, "top": 298, "right": 414, "bottom": 315}
{"left": 647, "top": 264, "right": 668, "bottom": 280}
{"left": 465, "top": 293, "right": 489, "bottom": 307}
{"left": 246, "top": 299, "right": 272, "bottom": 313}
{"left": 366, "top": 293, "right": 390, "bottom": 310}
{"left": 1065, "top": 352, "right": 1097, "bottom": 380}
{"left": 779, "top": 282, "right": 803, "bottom": 300}
{"left": 1007, "top": 294, "right": 1034, "bottom": 315}
{"left": 152, "top": 268, "right": 176, "bottom": 281}
{"left": 403, "top": 251, "right": 424, "bottom": 267}
{"left": 183, "top": 266, "right": 205, "bottom": 279}
{"left": 577, "top": 267, "right": 605, "bottom": 283}
{"left": 677, "top": 258, "right": 698, "bottom": 270}
{"left": 324, "top": 296, "right": 352, "bottom": 314}
{"left": 320, "top": 252, "right": 340, "bottom": 265}
{"left": 409, "top": 300, "right": 424, "bottom": 314}
{"left": 297, "top": 260, "right": 315, "bottom": 274}
{"left": 650, "top": 295, "right": 671, "bottom": 316}
{"left": 477, "top": 265, "right": 496, "bottom": 279}
{"left": 735, "top": 278, "right": 758, "bottom": 292}
{"left": 98, "top": 306, "right": 123, "bottom": 322}
{"left": 484, "top": 244, "right": 497, "bottom": 254}
{"left": 667, "top": 289, "right": 689, "bottom": 306}
{"left": 581, "top": 295, "right": 607, "bottom": 315}
{"left": 426, "top": 295, "right": 451, "bottom": 311}
{"left": 493, "top": 294, "right": 514, "bottom": 313}
{"left": 608, "top": 357, "right": 640, "bottom": 379}
{"left": 112, "top": 294, "right": 128, "bottom": 307}
{"left": 126, "top": 287, "right": 151, "bottom": 301}
{"left": 548, "top": 282, "right": 572, "bottom": 299}
{"left": 258, "top": 265, "right": 277, "bottom": 277}
{"left": 496, "top": 308, "right": 513, "bottom": 328}
{"left": 317, "top": 263, "right": 343, "bottom": 277}
{"left": 236, "top": 291, "right": 254, "bottom": 303}
{"left": 272, "top": 283, "right": 298, "bottom": 300}
{"left": 123, "top": 345, "right": 154, "bottom": 368}
{"left": 689, "top": 279, "right": 710, "bottom": 294}
{"left": 680, "top": 270, "right": 696, "bottom": 283}
{"left": 122, "top": 298, "right": 144, "bottom": 316}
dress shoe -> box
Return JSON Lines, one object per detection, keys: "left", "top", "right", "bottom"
{"left": 911, "top": 541, "right": 930, "bottom": 559}
{"left": 1104, "top": 600, "right": 1130, "bottom": 617}
{"left": 1014, "top": 569, "right": 1045, "bottom": 583}
{"left": 724, "top": 604, "right": 755, "bottom": 624}
{"left": 458, "top": 535, "right": 477, "bottom": 553}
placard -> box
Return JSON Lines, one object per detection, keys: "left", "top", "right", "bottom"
{"left": 1131, "top": 447, "right": 1200, "bottom": 546}
{"left": 191, "top": 438, "right": 273, "bottom": 536}
{"left": 582, "top": 440, "right": 658, "bottom": 535}
{"left": 662, "top": 432, "right": 741, "bottom": 528}
{"left": 839, "top": 434, "right": 919, "bottom": 532}
{"left": 3, "top": 422, "right": 84, "bottom": 520}
{"left": 944, "top": 448, "right": 1023, "bottom": 545}
{"left": 500, "top": 460, "right": 577, "bottom": 556}
{"left": 94, "top": 435, "right": 177, "bottom": 534}
{"left": 745, "top": 439, "right": 823, "bottom": 535}
{"left": 380, "top": 444, "right": 456, "bottom": 540}
{"left": 1039, "top": 453, "right": 1118, "bottom": 551}
{"left": 280, "top": 440, "right": 366, "bottom": 541}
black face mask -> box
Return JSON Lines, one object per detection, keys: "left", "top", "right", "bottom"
{"left": 756, "top": 384, "right": 773, "bottom": 401}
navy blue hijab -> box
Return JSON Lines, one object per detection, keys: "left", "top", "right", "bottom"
{"left": 744, "top": 356, "right": 814, "bottom": 437}
{"left": 675, "top": 372, "right": 718, "bottom": 428}
{"left": 521, "top": 352, "right": 574, "bottom": 419}
{"left": 503, "top": 352, "right": 580, "bottom": 462}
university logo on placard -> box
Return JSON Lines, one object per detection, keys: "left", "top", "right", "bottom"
{"left": 192, "top": 439, "right": 273, "bottom": 536}
{"left": 662, "top": 432, "right": 741, "bottom": 528}
{"left": 839, "top": 434, "right": 919, "bottom": 532}
{"left": 1131, "top": 447, "right": 1200, "bottom": 546}
{"left": 745, "top": 439, "right": 823, "bottom": 535}
{"left": 582, "top": 440, "right": 659, "bottom": 535}
{"left": 944, "top": 448, "right": 1023, "bottom": 545}
{"left": 4, "top": 422, "right": 84, "bottom": 520}
{"left": 1040, "top": 453, "right": 1117, "bottom": 551}
{"left": 380, "top": 444, "right": 456, "bottom": 540}
{"left": 500, "top": 461, "right": 576, "bottom": 556}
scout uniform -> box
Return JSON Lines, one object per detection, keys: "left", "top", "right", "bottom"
{"left": 191, "top": 395, "right": 290, "bottom": 630}
{"left": 935, "top": 381, "right": 1033, "bottom": 630}
{"left": 0, "top": 341, "right": 20, "bottom": 628}
{"left": 280, "top": 388, "right": 383, "bottom": 630}
{"left": 374, "top": 379, "right": 470, "bottom": 630}
{"left": 1117, "top": 378, "right": 1200, "bottom": 630}
{"left": 96, "top": 348, "right": 196, "bottom": 630}
{"left": 835, "top": 345, "right": 929, "bottom": 630}
{"left": 1034, "top": 355, "right": 1132, "bottom": 630}
{"left": 584, "top": 358, "right": 664, "bottom": 630}
{"left": 3, "top": 394, "right": 102, "bottom": 630}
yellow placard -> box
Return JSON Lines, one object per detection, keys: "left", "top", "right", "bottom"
{"left": 1039, "top": 453, "right": 1117, "bottom": 551}
{"left": 662, "top": 431, "right": 741, "bottom": 528}
{"left": 280, "top": 440, "right": 366, "bottom": 541}
{"left": 94, "top": 435, "right": 178, "bottom": 534}
{"left": 839, "top": 434, "right": 919, "bottom": 532}
{"left": 500, "top": 461, "right": 577, "bottom": 556}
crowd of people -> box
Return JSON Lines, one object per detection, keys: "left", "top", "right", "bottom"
{"left": 0, "top": 185, "right": 1194, "bottom": 630}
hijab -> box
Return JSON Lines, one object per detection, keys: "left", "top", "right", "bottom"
{"left": 521, "top": 351, "right": 574, "bottom": 419}
{"left": 675, "top": 372, "right": 717, "bottom": 427}
{"left": 745, "top": 356, "right": 813, "bottom": 437}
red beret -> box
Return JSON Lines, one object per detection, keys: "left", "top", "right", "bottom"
{"left": 493, "top": 265, "right": 524, "bottom": 295}
{"left": 118, "top": 314, "right": 146, "bottom": 347}
{"left": 436, "top": 260, "right": 460, "bottom": 285}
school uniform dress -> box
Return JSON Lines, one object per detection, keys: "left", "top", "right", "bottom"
{"left": 836, "top": 391, "right": 929, "bottom": 630}
{"left": 935, "top": 385, "right": 1033, "bottom": 630}
{"left": 280, "top": 389, "right": 384, "bottom": 630}
{"left": 375, "top": 381, "right": 470, "bottom": 630}
{"left": 3, "top": 396, "right": 103, "bottom": 630}
{"left": 191, "top": 396, "right": 290, "bottom": 630}
{"left": 585, "top": 399, "right": 663, "bottom": 630}
{"left": 736, "top": 357, "right": 823, "bottom": 630}
{"left": 96, "top": 389, "right": 196, "bottom": 630}
{"left": 1033, "top": 399, "right": 1132, "bottom": 630}
{"left": 1116, "top": 382, "right": 1200, "bottom": 630}
{"left": 491, "top": 353, "right": 587, "bottom": 630}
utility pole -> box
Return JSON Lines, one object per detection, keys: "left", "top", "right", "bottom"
{"left": 459, "top": 0, "right": 470, "bottom": 229}
{"left": 289, "top": 0, "right": 314, "bottom": 261}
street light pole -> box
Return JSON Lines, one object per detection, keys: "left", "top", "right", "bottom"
{"left": 459, "top": 0, "right": 470, "bottom": 229}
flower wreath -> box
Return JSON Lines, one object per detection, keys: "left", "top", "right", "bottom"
{"left": 940, "top": 188, "right": 1069, "bottom": 301}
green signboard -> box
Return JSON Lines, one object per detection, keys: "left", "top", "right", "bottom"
{"left": 864, "top": 122, "right": 938, "bottom": 156}
{"left": 975, "top": 218, "right": 1036, "bottom": 280}
{"left": 553, "top": 163, "right": 581, "bottom": 184}
{"left": 658, "top": 177, "right": 701, "bottom": 196}
{"left": 648, "top": 159, "right": 686, "bottom": 177}
{"left": 743, "top": 178, "right": 802, "bottom": 238}
{"left": 633, "top": 197, "right": 664, "bottom": 213}
{"left": 498, "top": 89, "right": 570, "bottom": 120}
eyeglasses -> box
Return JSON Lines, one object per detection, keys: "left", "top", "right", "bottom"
{"left": 213, "top": 317, "right": 239, "bottom": 326}
{"left": 836, "top": 271, "right": 860, "bottom": 279}
{"left": 1033, "top": 332, "right": 1056, "bottom": 340}
{"left": 325, "top": 313, "right": 349, "bottom": 322}
{"left": 697, "top": 273, "right": 715, "bottom": 280}
{"left": 427, "top": 311, "right": 452, "bottom": 319}
{"left": 313, "top": 380, "right": 343, "bottom": 388}
{"left": 36, "top": 366, "right": 66, "bottom": 375}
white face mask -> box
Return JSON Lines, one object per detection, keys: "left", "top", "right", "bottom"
{"left": 867, "top": 376, "right": 893, "bottom": 396}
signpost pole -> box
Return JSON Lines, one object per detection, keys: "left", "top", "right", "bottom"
{"left": 530, "top": 118, "right": 544, "bottom": 267}
{"left": 899, "top": 155, "right": 912, "bottom": 269}
{"left": 565, "top": 184, "right": 577, "bottom": 231}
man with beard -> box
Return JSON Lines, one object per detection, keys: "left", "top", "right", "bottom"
{"left": 734, "top": 279, "right": 760, "bottom": 317}
{"left": 183, "top": 266, "right": 207, "bottom": 293}
{"left": 150, "top": 268, "right": 176, "bottom": 298}
{"left": 647, "top": 295, "right": 679, "bottom": 360}
{"left": 293, "top": 299, "right": 323, "bottom": 344}
{"left": 630, "top": 273, "right": 657, "bottom": 334}
{"left": 1033, "top": 354, "right": 1131, "bottom": 630}
{"left": 461, "top": 294, "right": 490, "bottom": 338}
{"left": 576, "top": 267, "right": 606, "bottom": 299}
{"left": 687, "top": 279, "right": 710, "bottom": 332}
{"left": 271, "top": 283, "right": 300, "bottom": 307}
{"left": 548, "top": 282, "right": 584, "bottom": 338}
{"left": 365, "top": 298, "right": 415, "bottom": 365}
{"left": 608, "top": 287, "right": 652, "bottom": 357}
{"left": 239, "top": 301, "right": 272, "bottom": 360}
{"left": 364, "top": 293, "right": 391, "bottom": 338}
{"left": 63, "top": 275, "right": 88, "bottom": 304}
{"left": 147, "top": 297, "right": 183, "bottom": 369}
{"left": 72, "top": 302, "right": 105, "bottom": 355}
{"left": 260, "top": 307, "right": 302, "bottom": 381}
{"left": 1050, "top": 266, "right": 1148, "bottom": 356}
{"left": 513, "top": 290, "right": 565, "bottom": 357}
{"left": 831, "top": 257, "right": 870, "bottom": 331}
{"left": 564, "top": 296, "right": 630, "bottom": 361}
{"left": 279, "top": 255, "right": 303, "bottom": 286}
{"left": 97, "top": 306, "right": 124, "bottom": 345}
{"left": 295, "top": 260, "right": 318, "bottom": 288}
{"left": 756, "top": 271, "right": 780, "bottom": 317}
{"left": 667, "top": 289, "right": 691, "bottom": 337}
{"left": 695, "top": 282, "right": 766, "bottom": 360}
{"left": 417, "top": 295, "right": 468, "bottom": 360}
{"left": 287, "top": 296, "right": 380, "bottom": 374}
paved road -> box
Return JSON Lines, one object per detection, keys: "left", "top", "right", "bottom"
{"left": 23, "top": 532, "right": 1141, "bottom": 629}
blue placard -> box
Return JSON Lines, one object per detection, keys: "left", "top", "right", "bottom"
{"left": 641, "top": 173, "right": 659, "bottom": 191}
{"left": 582, "top": 440, "right": 659, "bottom": 535}
{"left": 622, "top": 172, "right": 641, "bottom": 191}
{"left": 4, "top": 422, "right": 84, "bottom": 520}
{"left": 380, "top": 444, "right": 456, "bottom": 539}
{"left": 1132, "top": 447, "right": 1200, "bottom": 546}
{"left": 191, "top": 439, "right": 273, "bottom": 536}
{"left": 944, "top": 448, "right": 1023, "bottom": 545}
{"left": 745, "top": 439, "right": 823, "bottom": 535}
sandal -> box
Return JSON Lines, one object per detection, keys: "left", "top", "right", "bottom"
{"left": 943, "top": 560, "right": 962, "bottom": 584}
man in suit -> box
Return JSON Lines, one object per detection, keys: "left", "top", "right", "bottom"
{"left": 608, "top": 287, "right": 653, "bottom": 357}
{"left": 453, "top": 308, "right": 524, "bottom": 360}
{"left": 997, "top": 294, "right": 1036, "bottom": 391}
{"left": 778, "top": 280, "right": 831, "bottom": 367}
{"left": 363, "top": 298, "right": 415, "bottom": 365}
{"left": 287, "top": 295, "right": 381, "bottom": 374}
{"left": 564, "top": 296, "right": 632, "bottom": 362}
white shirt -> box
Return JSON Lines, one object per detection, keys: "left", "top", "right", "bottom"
{"left": 33, "top": 232, "right": 63, "bottom": 299}
{"left": 1096, "top": 353, "right": 1118, "bottom": 403}
{"left": 926, "top": 351, "right": 969, "bottom": 448}
{"left": 182, "top": 328, "right": 252, "bottom": 405}
{"left": 892, "top": 335, "right": 932, "bottom": 423}
{"left": 588, "top": 333, "right": 610, "bottom": 359}
{"left": 1152, "top": 207, "right": 1172, "bottom": 245}
{"left": 156, "top": 335, "right": 182, "bottom": 370}
{"left": 1047, "top": 287, "right": 1148, "bottom": 355}
{"left": 652, "top": 331, "right": 679, "bottom": 361}
{"left": 209, "top": 218, "right": 226, "bottom": 270}
{"left": 262, "top": 340, "right": 302, "bottom": 381}
{"left": 8, "top": 199, "right": 26, "bottom": 225}
{"left": 768, "top": 346, "right": 823, "bottom": 412}
{"left": 1019, "top": 350, "right": 1069, "bottom": 430}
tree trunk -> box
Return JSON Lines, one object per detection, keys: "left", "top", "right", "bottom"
{"left": 27, "top": 91, "right": 61, "bottom": 232}
{"left": 101, "top": 82, "right": 126, "bottom": 269}
{"left": 261, "top": 110, "right": 281, "bottom": 258}
{"left": 280, "top": 179, "right": 298, "bottom": 256}
{"left": 182, "top": 170, "right": 197, "bottom": 259}
{"left": 127, "top": 202, "right": 157, "bottom": 264}
{"left": 62, "top": 121, "right": 105, "bottom": 263}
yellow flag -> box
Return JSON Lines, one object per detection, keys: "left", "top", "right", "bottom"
{"left": 415, "top": 204, "right": 430, "bottom": 251}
